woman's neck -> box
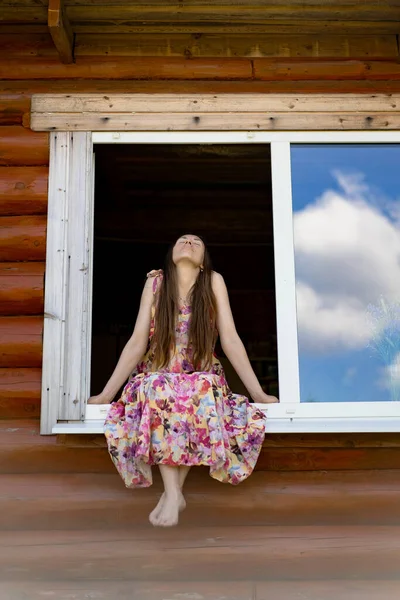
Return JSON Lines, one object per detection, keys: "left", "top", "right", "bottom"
{"left": 176, "top": 263, "right": 199, "bottom": 298}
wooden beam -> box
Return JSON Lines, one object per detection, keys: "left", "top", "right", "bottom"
{"left": 47, "top": 0, "right": 74, "bottom": 64}
{"left": 30, "top": 92, "right": 400, "bottom": 132}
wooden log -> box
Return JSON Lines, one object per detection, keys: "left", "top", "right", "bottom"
{"left": 0, "top": 368, "right": 41, "bottom": 419}
{"left": 253, "top": 58, "right": 400, "bottom": 80}
{"left": 4, "top": 79, "right": 400, "bottom": 95}
{"left": 30, "top": 111, "right": 400, "bottom": 132}
{"left": 48, "top": 0, "right": 74, "bottom": 64}
{"left": 3, "top": 57, "right": 400, "bottom": 82}
{"left": 0, "top": 94, "right": 31, "bottom": 125}
{"left": 0, "top": 262, "right": 44, "bottom": 316}
{"left": 0, "top": 215, "right": 46, "bottom": 261}
{"left": 0, "top": 316, "right": 43, "bottom": 368}
{"left": 0, "top": 127, "right": 49, "bottom": 167}
{"left": 0, "top": 57, "right": 253, "bottom": 80}
{"left": 0, "top": 166, "right": 48, "bottom": 216}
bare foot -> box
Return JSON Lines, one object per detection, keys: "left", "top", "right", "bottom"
{"left": 149, "top": 491, "right": 186, "bottom": 526}
{"left": 149, "top": 493, "right": 165, "bottom": 526}
{"left": 156, "top": 491, "right": 184, "bottom": 527}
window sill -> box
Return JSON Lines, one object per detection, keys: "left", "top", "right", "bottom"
{"left": 52, "top": 403, "right": 400, "bottom": 433}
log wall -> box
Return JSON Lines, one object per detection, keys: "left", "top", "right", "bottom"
{"left": 1, "top": 30, "right": 400, "bottom": 467}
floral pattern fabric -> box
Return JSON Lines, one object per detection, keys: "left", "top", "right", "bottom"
{"left": 104, "top": 273, "right": 266, "bottom": 488}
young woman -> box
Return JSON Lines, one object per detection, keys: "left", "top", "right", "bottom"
{"left": 88, "top": 234, "right": 279, "bottom": 527}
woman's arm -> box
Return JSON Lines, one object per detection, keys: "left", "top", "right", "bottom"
{"left": 87, "top": 277, "right": 155, "bottom": 404}
{"left": 212, "top": 272, "right": 279, "bottom": 404}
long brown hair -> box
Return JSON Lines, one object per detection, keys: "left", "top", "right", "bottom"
{"left": 151, "top": 235, "right": 217, "bottom": 370}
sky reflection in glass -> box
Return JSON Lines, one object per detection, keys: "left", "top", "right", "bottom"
{"left": 291, "top": 144, "right": 400, "bottom": 402}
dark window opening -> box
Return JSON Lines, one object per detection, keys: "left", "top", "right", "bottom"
{"left": 90, "top": 143, "right": 278, "bottom": 401}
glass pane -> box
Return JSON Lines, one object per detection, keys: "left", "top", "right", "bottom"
{"left": 291, "top": 144, "right": 400, "bottom": 402}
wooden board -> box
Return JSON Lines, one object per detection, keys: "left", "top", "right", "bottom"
{"left": 2, "top": 580, "right": 400, "bottom": 600}
{"left": 3, "top": 32, "right": 398, "bottom": 59}
{"left": 1, "top": 469, "right": 400, "bottom": 530}
{"left": 30, "top": 92, "right": 400, "bottom": 131}
{"left": 31, "top": 111, "right": 400, "bottom": 131}
{"left": 75, "top": 33, "right": 399, "bottom": 59}
{"left": 0, "top": 525, "right": 400, "bottom": 581}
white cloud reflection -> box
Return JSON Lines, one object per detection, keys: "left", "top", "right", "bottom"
{"left": 294, "top": 171, "right": 400, "bottom": 354}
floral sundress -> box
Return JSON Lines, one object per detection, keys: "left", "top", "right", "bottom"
{"left": 104, "top": 272, "right": 266, "bottom": 488}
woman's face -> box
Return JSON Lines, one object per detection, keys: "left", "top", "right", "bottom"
{"left": 172, "top": 234, "right": 205, "bottom": 268}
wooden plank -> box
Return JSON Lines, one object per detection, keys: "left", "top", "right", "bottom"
{"left": 2, "top": 581, "right": 400, "bottom": 600}
{"left": 74, "top": 33, "right": 399, "bottom": 59}
{"left": 0, "top": 33, "right": 57, "bottom": 57}
{"left": 0, "top": 368, "right": 41, "bottom": 419}
{"left": 0, "top": 126, "right": 49, "bottom": 167}
{"left": 29, "top": 111, "right": 400, "bottom": 132}
{"left": 63, "top": 0, "right": 400, "bottom": 5}
{"left": 0, "top": 316, "right": 42, "bottom": 368}
{"left": 61, "top": 132, "right": 93, "bottom": 422}
{"left": 0, "top": 57, "right": 253, "bottom": 80}
{"left": 0, "top": 215, "right": 46, "bottom": 261}
{"left": 31, "top": 93, "right": 400, "bottom": 114}
{"left": 0, "top": 470, "right": 399, "bottom": 530}
{"left": 0, "top": 262, "right": 44, "bottom": 315}
{"left": 0, "top": 526, "right": 400, "bottom": 581}
{"left": 48, "top": 0, "right": 74, "bottom": 64}
{"left": 0, "top": 166, "right": 48, "bottom": 216}
{"left": 3, "top": 32, "right": 398, "bottom": 59}
{"left": 72, "top": 22, "right": 400, "bottom": 35}
{"left": 0, "top": 8, "right": 48, "bottom": 23}
{"left": 65, "top": 5, "right": 400, "bottom": 22}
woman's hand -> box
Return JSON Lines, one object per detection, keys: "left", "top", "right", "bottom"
{"left": 146, "top": 269, "right": 163, "bottom": 278}
{"left": 252, "top": 391, "right": 280, "bottom": 404}
{"left": 87, "top": 393, "right": 112, "bottom": 405}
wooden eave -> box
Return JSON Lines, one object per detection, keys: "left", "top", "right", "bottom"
{"left": 0, "top": 1, "right": 399, "bottom": 63}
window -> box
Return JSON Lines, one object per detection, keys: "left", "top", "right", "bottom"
{"left": 42, "top": 130, "right": 400, "bottom": 434}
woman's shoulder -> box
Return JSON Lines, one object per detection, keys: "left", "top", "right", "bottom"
{"left": 211, "top": 270, "right": 224, "bottom": 285}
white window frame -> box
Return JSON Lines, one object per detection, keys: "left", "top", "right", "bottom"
{"left": 43, "top": 130, "right": 400, "bottom": 434}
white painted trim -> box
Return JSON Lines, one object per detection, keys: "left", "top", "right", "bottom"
{"left": 93, "top": 131, "right": 400, "bottom": 144}
{"left": 54, "top": 414, "right": 400, "bottom": 434}
{"left": 85, "top": 401, "right": 400, "bottom": 422}
{"left": 41, "top": 132, "right": 94, "bottom": 433}
{"left": 270, "top": 142, "right": 300, "bottom": 405}
{"left": 40, "top": 133, "right": 70, "bottom": 435}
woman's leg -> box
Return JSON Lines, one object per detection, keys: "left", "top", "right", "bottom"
{"left": 149, "top": 465, "right": 191, "bottom": 526}
{"left": 153, "top": 465, "right": 184, "bottom": 527}
{"left": 179, "top": 465, "right": 191, "bottom": 490}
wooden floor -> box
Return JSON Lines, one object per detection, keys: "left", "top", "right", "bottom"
{"left": 1, "top": 468, "right": 400, "bottom": 599}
